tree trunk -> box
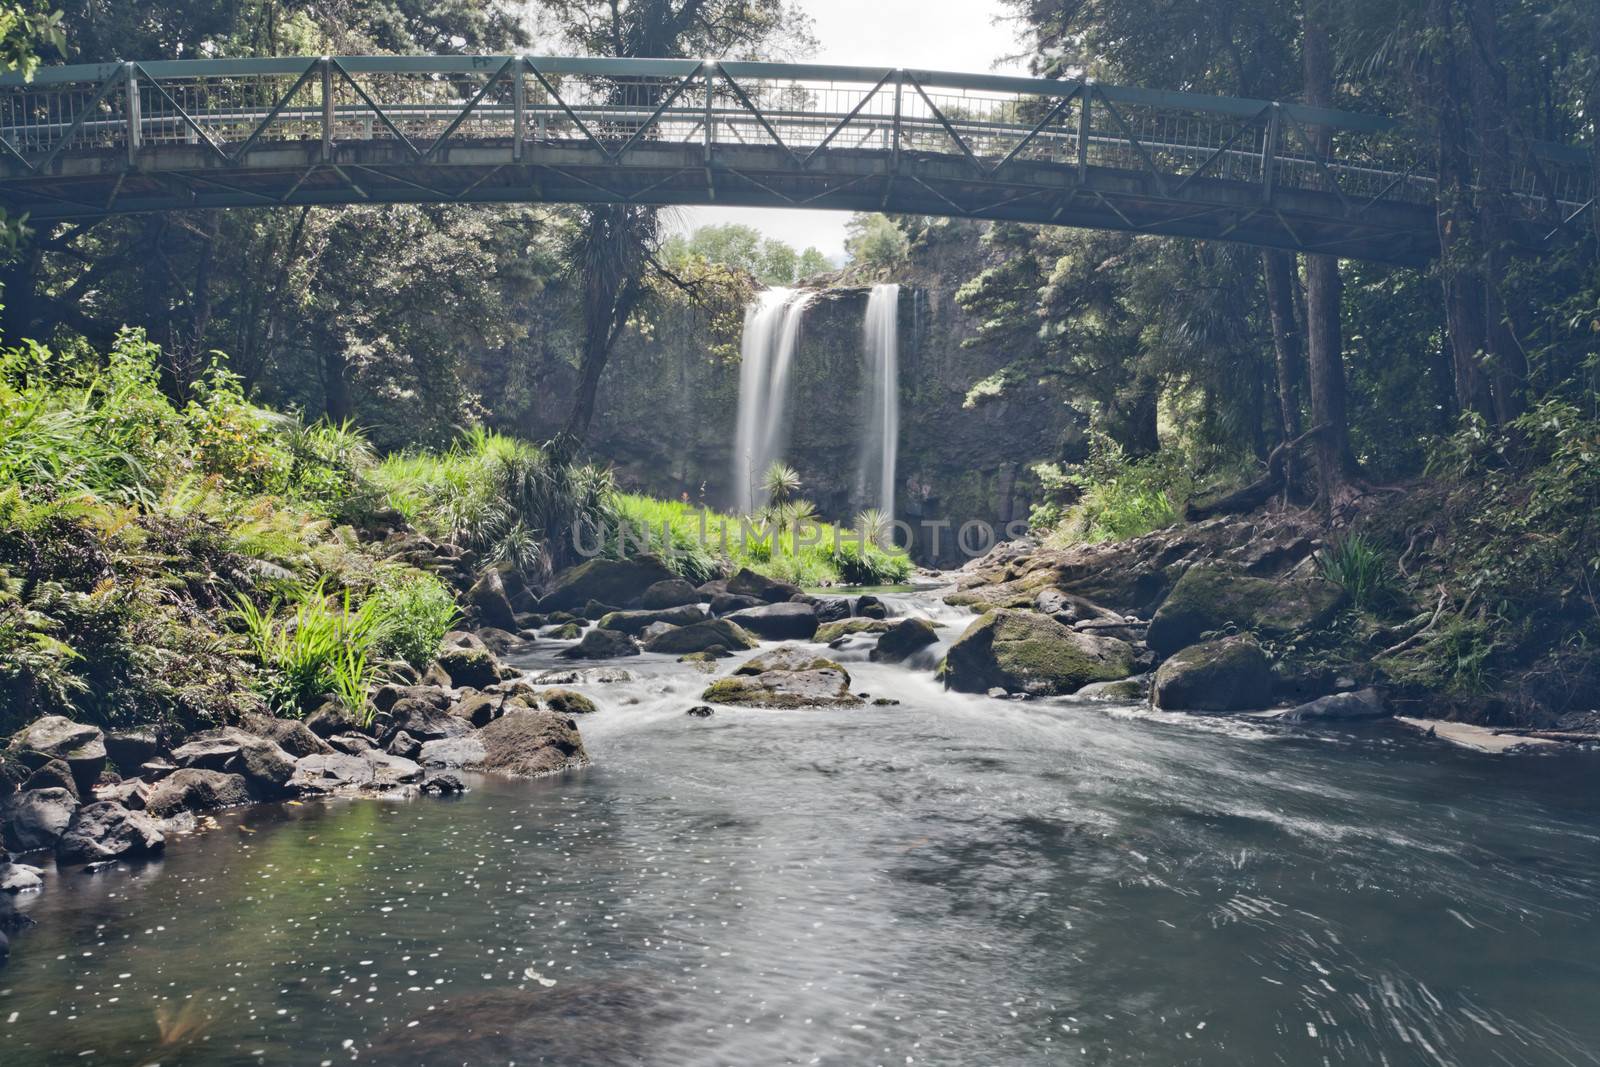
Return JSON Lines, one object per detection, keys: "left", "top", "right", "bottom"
{"left": 1261, "top": 249, "right": 1303, "bottom": 493}
{"left": 560, "top": 204, "right": 652, "bottom": 448}
{"left": 0, "top": 237, "right": 43, "bottom": 344}
{"left": 322, "top": 344, "right": 351, "bottom": 424}
{"left": 1301, "top": 0, "right": 1352, "bottom": 511}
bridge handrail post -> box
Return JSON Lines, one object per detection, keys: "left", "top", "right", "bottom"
{"left": 1077, "top": 82, "right": 1092, "bottom": 180}
{"left": 512, "top": 56, "right": 525, "bottom": 162}
{"left": 1261, "top": 102, "right": 1280, "bottom": 204}
{"left": 891, "top": 70, "right": 903, "bottom": 171}
{"left": 124, "top": 62, "right": 140, "bottom": 168}
{"left": 704, "top": 62, "right": 715, "bottom": 161}
{"left": 320, "top": 58, "right": 334, "bottom": 162}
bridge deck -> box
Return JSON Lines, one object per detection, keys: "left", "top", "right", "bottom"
{"left": 0, "top": 56, "right": 1591, "bottom": 264}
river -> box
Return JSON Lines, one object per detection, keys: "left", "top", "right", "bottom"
{"left": 3, "top": 588, "right": 1598, "bottom": 1065}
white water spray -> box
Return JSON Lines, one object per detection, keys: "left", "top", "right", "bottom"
{"left": 732, "top": 288, "right": 814, "bottom": 514}
{"left": 857, "top": 283, "right": 901, "bottom": 521}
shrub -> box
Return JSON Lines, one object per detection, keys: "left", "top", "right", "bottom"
{"left": 233, "top": 583, "right": 383, "bottom": 719}
{"left": 1036, "top": 434, "right": 1193, "bottom": 545}
{"left": 370, "top": 571, "right": 459, "bottom": 669}
{"left": 1317, "top": 533, "right": 1391, "bottom": 611}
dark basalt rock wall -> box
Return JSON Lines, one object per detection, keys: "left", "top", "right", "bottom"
{"left": 493, "top": 222, "right": 1082, "bottom": 566}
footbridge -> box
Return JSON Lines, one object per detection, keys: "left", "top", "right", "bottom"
{"left": 0, "top": 56, "right": 1592, "bottom": 264}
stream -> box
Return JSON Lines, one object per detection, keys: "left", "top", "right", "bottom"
{"left": 3, "top": 586, "right": 1598, "bottom": 1065}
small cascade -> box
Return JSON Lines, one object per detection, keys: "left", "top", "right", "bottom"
{"left": 856, "top": 283, "right": 901, "bottom": 522}
{"left": 732, "top": 288, "right": 814, "bottom": 514}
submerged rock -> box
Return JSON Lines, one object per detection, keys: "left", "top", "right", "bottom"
{"left": 55, "top": 801, "right": 165, "bottom": 866}
{"left": 1151, "top": 637, "right": 1273, "bottom": 712}
{"left": 0, "top": 861, "right": 43, "bottom": 893}
{"left": 537, "top": 688, "right": 598, "bottom": 716}
{"left": 942, "top": 609, "right": 1136, "bottom": 696}
{"left": 685, "top": 705, "right": 714, "bottom": 718}
{"left": 560, "top": 627, "right": 642, "bottom": 660}
{"left": 725, "top": 602, "right": 819, "bottom": 640}
{"left": 1145, "top": 564, "right": 1344, "bottom": 657}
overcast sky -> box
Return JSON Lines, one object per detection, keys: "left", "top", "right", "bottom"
{"left": 667, "top": 0, "right": 1025, "bottom": 260}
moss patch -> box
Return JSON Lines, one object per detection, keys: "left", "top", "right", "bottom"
{"left": 943, "top": 609, "right": 1135, "bottom": 695}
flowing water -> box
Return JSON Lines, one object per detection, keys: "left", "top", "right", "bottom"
{"left": 4, "top": 587, "right": 1600, "bottom": 1066}
{"left": 855, "top": 284, "right": 901, "bottom": 522}
{"left": 731, "top": 289, "right": 814, "bottom": 514}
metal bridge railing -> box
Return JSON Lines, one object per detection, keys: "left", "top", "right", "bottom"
{"left": 0, "top": 55, "right": 1592, "bottom": 237}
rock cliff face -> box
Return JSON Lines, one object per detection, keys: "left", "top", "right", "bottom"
{"left": 487, "top": 222, "right": 1082, "bottom": 566}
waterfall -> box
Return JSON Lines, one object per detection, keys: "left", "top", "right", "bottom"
{"left": 856, "top": 283, "right": 901, "bottom": 521}
{"left": 732, "top": 288, "right": 814, "bottom": 514}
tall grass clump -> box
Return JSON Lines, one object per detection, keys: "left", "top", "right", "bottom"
{"left": 233, "top": 583, "right": 383, "bottom": 721}
{"left": 370, "top": 570, "right": 460, "bottom": 669}
{"left": 1317, "top": 533, "right": 1391, "bottom": 610}
{"left": 1034, "top": 434, "right": 1193, "bottom": 545}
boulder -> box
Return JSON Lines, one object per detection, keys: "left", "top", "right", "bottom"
{"left": 55, "top": 802, "right": 165, "bottom": 866}
{"left": 473, "top": 710, "right": 590, "bottom": 778}
{"left": 1034, "top": 587, "right": 1125, "bottom": 624}
{"left": 472, "top": 627, "right": 524, "bottom": 655}
{"left": 642, "top": 618, "right": 759, "bottom": 654}
{"left": 0, "top": 861, "right": 43, "bottom": 893}
{"left": 809, "top": 597, "right": 852, "bottom": 624}
{"left": 544, "top": 621, "right": 586, "bottom": 640}
{"left": 450, "top": 692, "right": 510, "bottom": 729}
{"left": 239, "top": 715, "right": 335, "bottom": 758}
{"left": 640, "top": 578, "right": 702, "bottom": 609}
{"left": 289, "top": 751, "right": 424, "bottom": 793}
{"left": 1151, "top": 637, "right": 1274, "bottom": 712}
{"left": 726, "top": 602, "right": 819, "bottom": 640}
{"left": 388, "top": 698, "right": 474, "bottom": 742}
{"left": 854, "top": 595, "right": 889, "bottom": 619}
{"left": 540, "top": 555, "right": 678, "bottom": 611}
{"left": 142, "top": 769, "right": 252, "bottom": 818}
{"left": 726, "top": 568, "right": 801, "bottom": 604}
{"left": 709, "top": 593, "right": 764, "bottom": 616}
{"left": 1, "top": 787, "right": 78, "bottom": 852}
{"left": 22, "top": 759, "right": 80, "bottom": 801}
{"left": 595, "top": 605, "right": 707, "bottom": 635}
{"left": 871, "top": 618, "right": 939, "bottom": 663}
{"left": 7, "top": 716, "right": 106, "bottom": 790}
{"left": 303, "top": 700, "right": 363, "bottom": 738}
{"left": 386, "top": 731, "right": 423, "bottom": 760}
{"left": 418, "top": 736, "right": 488, "bottom": 769}
{"left": 704, "top": 646, "right": 861, "bottom": 709}
{"left": 1283, "top": 688, "right": 1387, "bottom": 722}
{"left": 1075, "top": 677, "right": 1149, "bottom": 702}
{"left": 435, "top": 647, "right": 503, "bottom": 690}
{"left": 104, "top": 728, "right": 163, "bottom": 775}
{"left": 942, "top": 610, "right": 1136, "bottom": 696}
{"left": 685, "top": 705, "right": 714, "bottom": 718}
{"left": 580, "top": 599, "right": 622, "bottom": 621}
{"left": 536, "top": 688, "right": 598, "bottom": 716}
{"left": 530, "top": 667, "right": 635, "bottom": 686}
{"left": 420, "top": 774, "right": 466, "bottom": 795}
{"left": 466, "top": 568, "right": 520, "bottom": 631}
{"left": 170, "top": 729, "right": 298, "bottom": 795}
{"left": 443, "top": 630, "right": 488, "bottom": 652}
{"left": 1145, "top": 564, "right": 1345, "bottom": 657}
{"left": 559, "top": 627, "right": 641, "bottom": 660}
{"left": 814, "top": 618, "right": 892, "bottom": 643}
{"left": 0, "top": 755, "right": 26, "bottom": 799}
{"left": 328, "top": 733, "right": 378, "bottom": 755}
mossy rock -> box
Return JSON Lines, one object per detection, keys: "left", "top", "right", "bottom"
{"left": 595, "top": 605, "right": 706, "bottom": 635}
{"left": 544, "top": 622, "right": 585, "bottom": 640}
{"left": 540, "top": 554, "right": 679, "bottom": 611}
{"left": 537, "top": 688, "right": 598, "bottom": 716}
{"left": 1151, "top": 637, "right": 1273, "bottom": 712}
{"left": 1074, "top": 677, "right": 1148, "bottom": 702}
{"left": 435, "top": 647, "right": 502, "bottom": 689}
{"left": 735, "top": 646, "right": 850, "bottom": 678}
{"left": 942, "top": 609, "right": 1136, "bottom": 696}
{"left": 871, "top": 618, "right": 938, "bottom": 662}
{"left": 702, "top": 669, "right": 861, "bottom": 709}
{"left": 814, "top": 618, "right": 892, "bottom": 643}
{"left": 1145, "top": 564, "right": 1345, "bottom": 656}
{"left": 643, "top": 619, "right": 758, "bottom": 654}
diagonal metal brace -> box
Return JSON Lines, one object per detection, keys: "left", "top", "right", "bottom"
{"left": 231, "top": 60, "right": 320, "bottom": 163}
{"left": 991, "top": 86, "right": 1080, "bottom": 176}
{"left": 333, "top": 59, "right": 422, "bottom": 160}
{"left": 1170, "top": 104, "right": 1271, "bottom": 196}
{"left": 799, "top": 68, "right": 897, "bottom": 169}
{"left": 422, "top": 56, "right": 520, "bottom": 162}
{"left": 1281, "top": 108, "right": 1353, "bottom": 215}
{"left": 612, "top": 63, "right": 706, "bottom": 161}
{"left": 134, "top": 64, "right": 231, "bottom": 163}
{"left": 526, "top": 62, "right": 611, "bottom": 158}
{"left": 1091, "top": 89, "right": 1171, "bottom": 197}
{"left": 906, "top": 72, "right": 986, "bottom": 176}
{"left": 718, "top": 71, "right": 803, "bottom": 167}
{"left": 30, "top": 67, "right": 126, "bottom": 172}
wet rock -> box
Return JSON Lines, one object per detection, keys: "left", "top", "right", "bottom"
{"left": 327, "top": 733, "right": 378, "bottom": 755}
{"left": 809, "top": 596, "right": 852, "bottom": 624}
{"left": 726, "top": 602, "right": 819, "bottom": 640}
{"left": 710, "top": 593, "right": 765, "bottom": 616}
{"left": 467, "top": 567, "right": 520, "bottom": 631}
{"left": 55, "top": 801, "right": 165, "bottom": 866}
{"left": 1, "top": 787, "right": 78, "bottom": 852}
{"left": 1075, "top": 677, "right": 1149, "bottom": 701}
{"left": 537, "top": 688, "right": 598, "bottom": 716}
{"left": 7, "top": 716, "right": 106, "bottom": 791}
{"left": 543, "top": 621, "right": 585, "bottom": 639}
{"left": 22, "top": 759, "right": 79, "bottom": 801}
{"left": 560, "top": 627, "right": 641, "bottom": 660}
{"left": 388, "top": 698, "right": 474, "bottom": 742}
{"left": 421, "top": 774, "right": 466, "bottom": 795}
{"left": 871, "top": 618, "right": 938, "bottom": 662}
{"left": 0, "top": 861, "right": 43, "bottom": 893}
{"left": 727, "top": 567, "right": 802, "bottom": 604}
{"left": 678, "top": 647, "right": 732, "bottom": 665}
{"left": 872, "top": 697, "right": 901, "bottom": 707}
{"left": 581, "top": 599, "right": 622, "bottom": 621}
{"left": 473, "top": 710, "right": 589, "bottom": 778}
{"left": 704, "top": 646, "right": 861, "bottom": 709}
{"left": 451, "top": 692, "right": 510, "bottom": 729}
{"left": 643, "top": 618, "right": 759, "bottom": 654}
{"left": 855, "top": 595, "right": 889, "bottom": 619}
{"left": 1034, "top": 587, "right": 1124, "bottom": 624}
{"left": 942, "top": 609, "right": 1136, "bottom": 696}
{"left": 443, "top": 630, "right": 489, "bottom": 652}
{"left": 1145, "top": 564, "right": 1345, "bottom": 657}
{"left": 436, "top": 647, "right": 504, "bottom": 690}
{"left": 239, "top": 714, "right": 335, "bottom": 758}
{"left": 640, "top": 578, "right": 702, "bottom": 609}
{"left": 472, "top": 627, "right": 525, "bottom": 655}
{"left": 529, "top": 667, "right": 635, "bottom": 686}
{"left": 104, "top": 728, "right": 163, "bottom": 776}
{"left": 418, "top": 736, "right": 488, "bottom": 769}
{"left": 814, "top": 618, "right": 892, "bottom": 643}
{"left": 143, "top": 769, "right": 252, "bottom": 818}
{"left": 685, "top": 705, "right": 714, "bottom": 718}
{"left": 540, "top": 555, "right": 678, "bottom": 612}
{"left": 1151, "top": 637, "right": 1274, "bottom": 712}
{"left": 595, "top": 605, "right": 707, "bottom": 635}
{"left": 386, "top": 731, "right": 423, "bottom": 760}
{"left": 304, "top": 700, "right": 363, "bottom": 738}
{"left": 289, "top": 751, "right": 423, "bottom": 793}
{"left": 1283, "top": 688, "right": 1387, "bottom": 722}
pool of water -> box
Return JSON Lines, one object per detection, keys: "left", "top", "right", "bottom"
{"left": 3, "top": 604, "right": 1599, "bottom": 1065}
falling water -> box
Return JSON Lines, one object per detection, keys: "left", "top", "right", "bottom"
{"left": 856, "top": 283, "right": 901, "bottom": 521}
{"left": 732, "top": 288, "right": 814, "bottom": 514}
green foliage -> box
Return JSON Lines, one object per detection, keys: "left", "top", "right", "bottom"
{"left": 760, "top": 461, "right": 802, "bottom": 509}
{"left": 370, "top": 571, "right": 459, "bottom": 670}
{"left": 844, "top": 214, "right": 910, "bottom": 274}
{"left": 662, "top": 224, "right": 831, "bottom": 286}
{"left": 1034, "top": 434, "right": 1193, "bottom": 545}
{"left": 1317, "top": 533, "right": 1392, "bottom": 611}
{"left": 233, "top": 583, "right": 382, "bottom": 721}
